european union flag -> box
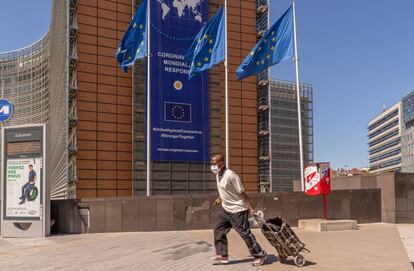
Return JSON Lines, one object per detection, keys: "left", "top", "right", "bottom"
{"left": 236, "top": 6, "right": 293, "bottom": 80}
{"left": 185, "top": 7, "right": 225, "bottom": 79}
{"left": 165, "top": 102, "right": 192, "bottom": 123}
{"left": 115, "top": 0, "right": 147, "bottom": 72}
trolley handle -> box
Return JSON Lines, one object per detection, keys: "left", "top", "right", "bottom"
{"left": 252, "top": 213, "right": 278, "bottom": 234}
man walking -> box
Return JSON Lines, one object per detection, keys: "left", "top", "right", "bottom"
{"left": 19, "top": 164, "right": 36, "bottom": 205}
{"left": 210, "top": 154, "right": 267, "bottom": 266}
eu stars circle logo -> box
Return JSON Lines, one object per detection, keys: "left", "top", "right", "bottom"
{"left": 171, "top": 105, "right": 185, "bottom": 120}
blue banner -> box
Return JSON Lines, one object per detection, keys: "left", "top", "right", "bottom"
{"left": 149, "top": 0, "right": 209, "bottom": 162}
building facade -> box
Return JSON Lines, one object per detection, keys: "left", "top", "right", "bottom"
{"left": 68, "top": 0, "right": 134, "bottom": 198}
{"left": 257, "top": 79, "right": 313, "bottom": 192}
{"left": 49, "top": 0, "right": 70, "bottom": 199}
{"left": 369, "top": 92, "right": 414, "bottom": 174}
{"left": 2, "top": 0, "right": 311, "bottom": 198}
{"left": 0, "top": 34, "right": 51, "bottom": 199}
{"left": 0, "top": 35, "right": 49, "bottom": 127}
{"left": 368, "top": 103, "right": 402, "bottom": 174}
{"left": 59, "top": 0, "right": 262, "bottom": 198}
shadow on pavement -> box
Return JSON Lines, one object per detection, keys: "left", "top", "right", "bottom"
{"left": 279, "top": 258, "right": 317, "bottom": 267}
{"left": 227, "top": 258, "right": 254, "bottom": 265}
{"left": 225, "top": 255, "right": 317, "bottom": 268}
{"left": 227, "top": 254, "right": 280, "bottom": 265}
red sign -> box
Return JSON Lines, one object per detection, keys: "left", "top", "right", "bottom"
{"left": 304, "top": 162, "right": 331, "bottom": 196}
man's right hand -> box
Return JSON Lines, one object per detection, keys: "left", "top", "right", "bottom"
{"left": 213, "top": 197, "right": 222, "bottom": 206}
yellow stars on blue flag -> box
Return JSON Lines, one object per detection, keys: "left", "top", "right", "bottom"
{"left": 115, "top": 0, "right": 148, "bottom": 72}
{"left": 185, "top": 7, "right": 225, "bottom": 79}
{"left": 236, "top": 6, "right": 294, "bottom": 80}
{"left": 251, "top": 35, "right": 278, "bottom": 68}
{"left": 195, "top": 34, "right": 210, "bottom": 50}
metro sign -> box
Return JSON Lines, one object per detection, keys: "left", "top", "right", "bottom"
{"left": 0, "top": 99, "right": 13, "bottom": 122}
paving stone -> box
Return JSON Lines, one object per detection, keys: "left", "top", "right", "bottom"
{"left": 0, "top": 224, "right": 411, "bottom": 271}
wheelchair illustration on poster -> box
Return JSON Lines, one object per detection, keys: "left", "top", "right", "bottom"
{"left": 19, "top": 162, "right": 38, "bottom": 204}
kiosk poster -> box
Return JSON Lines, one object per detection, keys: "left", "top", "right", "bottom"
{"left": 5, "top": 158, "right": 41, "bottom": 219}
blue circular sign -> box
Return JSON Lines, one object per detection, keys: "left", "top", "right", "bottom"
{"left": 0, "top": 99, "right": 14, "bottom": 122}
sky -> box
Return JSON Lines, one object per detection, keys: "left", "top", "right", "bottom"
{"left": 0, "top": 1, "right": 51, "bottom": 52}
{"left": 270, "top": 0, "right": 414, "bottom": 168}
{"left": 1, "top": 0, "right": 414, "bottom": 169}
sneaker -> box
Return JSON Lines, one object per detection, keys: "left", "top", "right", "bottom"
{"left": 212, "top": 256, "right": 229, "bottom": 265}
{"left": 210, "top": 255, "right": 221, "bottom": 261}
{"left": 19, "top": 200, "right": 25, "bottom": 205}
{"left": 252, "top": 253, "right": 267, "bottom": 266}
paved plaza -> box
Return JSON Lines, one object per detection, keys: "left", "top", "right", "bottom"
{"left": 398, "top": 224, "right": 414, "bottom": 269}
{"left": 0, "top": 223, "right": 412, "bottom": 271}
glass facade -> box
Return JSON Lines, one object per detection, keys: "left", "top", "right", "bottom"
{"left": 403, "top": 91, "right": 414, "bottom": 125}
{"left": 257, "top": 77, "right": 314, "bottom": 192}
{"left": 268, "top": 80, "right": 313, "bottom": 192}
{"left": 0, "top": 36, "right": 49, "bottom": 125}
{"left": 0, "top": 34, "right": 51, "bottom": 198}
{"left": 402, "top": 91, "right": 414, "bottom": 172}
{"left": 0, "top": 0, "right": 70, "bottom": 200}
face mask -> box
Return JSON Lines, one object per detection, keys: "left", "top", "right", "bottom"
{"left": 211, "top": 165, "right": 220, "bottom": 174}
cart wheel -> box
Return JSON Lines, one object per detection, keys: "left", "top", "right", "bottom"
{"left": 278, "top": 255, "right": 287, "bottom": 263}
{"left": 294, "top": 254, "right": 305, "bottom": 267}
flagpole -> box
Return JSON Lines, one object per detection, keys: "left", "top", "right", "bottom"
{"left": 292, "top": 0, "right": 305, "bottom": 191}
{"left": 146, "top": 0, "right": 152, "bottom": 196}
{"left": 224, "top": 0, "right": 229, "bottom": 168}
{"left": 267, "top": 0, "right": 272, "bottom": 193}
{"left": 131, "top": 0, "right": 137, "bottom": 197}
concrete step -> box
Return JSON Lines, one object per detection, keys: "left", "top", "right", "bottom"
{"left": 298, "top": 219, "right": 358, "bottom": 232}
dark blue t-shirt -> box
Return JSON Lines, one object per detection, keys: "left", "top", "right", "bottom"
{"left": 28, "top": 170, "right": 36, "bottom": 182}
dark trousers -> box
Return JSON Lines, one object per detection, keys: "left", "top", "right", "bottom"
{"left": 21, "top": 183, "right": 33, "bottom": 200}
{"left": 214, "top": 207, "right": 265, "bottom": 257}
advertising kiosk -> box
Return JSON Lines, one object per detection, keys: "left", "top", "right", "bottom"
{"left": 304, "top": 162, "right": 331, "bottom": 219}
{"left": 1, "top": 124, "right": 49, "bottom": 237}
